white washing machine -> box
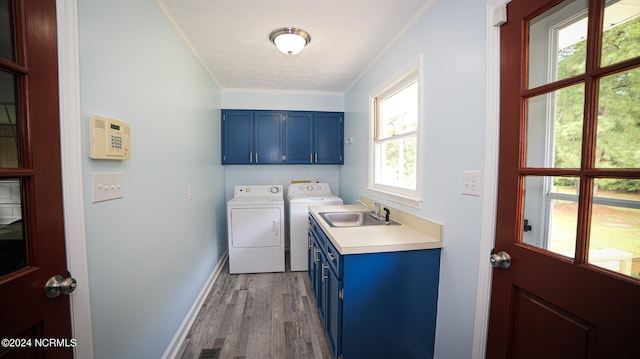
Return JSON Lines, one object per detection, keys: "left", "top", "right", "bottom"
{"left": 287, "top": 183, "right": 343, "bottom": 271}
{"left": 227, "top": 185, "right": 285, "bottom": 274}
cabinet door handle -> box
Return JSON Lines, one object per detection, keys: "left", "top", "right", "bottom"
{"left": 250, "top": 152, "right": 253, "bottom": 163}
{"left": 328, "top": 252, "right": 335, "bottom": 261}
{"left": 322, "top": 264, "right": 329, "bottom": 281}
{"left": 256, "top": 153, "right": 259, "bottom": 163}
{"left": 315, "top": 153, "right": 318, "bottom": 163}
{"left": 272, "top": 220, "right": 278, "bottom": 235}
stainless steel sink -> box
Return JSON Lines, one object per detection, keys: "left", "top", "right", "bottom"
{"left": 319, "top": 211, "right": 399, "bottom": 227}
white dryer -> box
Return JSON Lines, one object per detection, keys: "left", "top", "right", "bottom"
{"left": 287, "top": 183, "right": 343, "bottom": 271}
{"left": 227, "top": 185, "right": 285, "bottom": 274}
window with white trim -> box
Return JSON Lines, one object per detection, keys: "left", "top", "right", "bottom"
{"left": 369, "top": 68, "right": 421, "bottom": 204}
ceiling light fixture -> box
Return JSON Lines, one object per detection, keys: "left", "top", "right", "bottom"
{"left": 269, "top": 27, "right": 311, "bottom": 55}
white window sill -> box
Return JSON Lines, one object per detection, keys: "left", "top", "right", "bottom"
{"left": 364, "top": 187, "right": 423, "bottom": 209}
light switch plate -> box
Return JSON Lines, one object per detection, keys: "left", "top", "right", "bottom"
{"left": 91, "top": 172, "right": 124, "bottom": 203}
{"left": 463, "top": 171, "right": 481, "bottom": 196}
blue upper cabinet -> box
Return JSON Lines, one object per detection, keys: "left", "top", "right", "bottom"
{"left": 255, "top": 111, "right": 284, "bottom": 164}
{"left": 314, "top": 112, "right": 343, "bottom": 164}
{"left": 284, "top": 112, "right": 314, "bottom": 164}
{"left": 222, "top": 109, "right": 344, "bottom": 165}
{"left": 221, "top": 110, "right": 253, "bottom": 164}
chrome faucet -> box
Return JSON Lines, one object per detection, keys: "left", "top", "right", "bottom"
{"left": 356, "top": 200, "right": 384, "bottom": 221}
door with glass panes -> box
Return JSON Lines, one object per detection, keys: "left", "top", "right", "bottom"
{"left": 487, "top": 0, "right": 640, "bottom": 357}
{"left": 0, "top": 1, "right": 74, "bottom": 358}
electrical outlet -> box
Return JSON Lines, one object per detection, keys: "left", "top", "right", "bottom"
{"left": 463, "top": 171, "right": 481, "bottom": 196}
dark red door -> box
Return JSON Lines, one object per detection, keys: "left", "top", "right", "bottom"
{"left": 487, "top": 0, "right": 640, "bottom": 357}
{"left": 0, "top": 1, "right": 74, "bottom": 358}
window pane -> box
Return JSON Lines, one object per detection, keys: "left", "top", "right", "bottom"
{"left": 589, "top": 179, "right": 640, "bottom": 280}
{"left": 379, "top": 82, "right": 418, "bottom": 138}
{"left": 528, "top": 0, "right": 588, "bottom": 88}
{"left": 601, "top": 0, "right": 640, "bottom": 68}
{"left": 0, "top": 70, "right": 20, "bottom": 168}
{"left": 595, "top": 67, "right": 640, "bottom": 169}
{"left": 522, "top": 176, "right": 579, "bottom": 259}
{"left": 0, "top": 179, "right": 26, "bottom": 277}
{"left": 526, "top": 84, "right": 585, "bottom": 168}
{"left": 0, "top": 0, "right": 14, "bottom": 61}
{"left": 374, "top": 136, "right": 417, "bottom": 190}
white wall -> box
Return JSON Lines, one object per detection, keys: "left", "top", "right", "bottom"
{"left": 222, "top": 88, "right": 344, "bottom": 112}
{"left": 342, "top": 0, "right": 488, "bottom": 357}
{"left": 77, "top": 0, "right": 224, "bottom": 358}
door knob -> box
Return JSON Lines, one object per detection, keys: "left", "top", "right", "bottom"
{"left": 45, "top": 275, "right": 77, "bottom": 299}
{"left": 490, "top": 250, "right": 511, "bottom": 269}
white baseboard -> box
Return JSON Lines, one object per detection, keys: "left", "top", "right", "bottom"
{"left": 162, "top": 251, "right": 229, "bottom": 359}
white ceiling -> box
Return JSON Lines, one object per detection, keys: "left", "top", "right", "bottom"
{"left": 158, "top": 0, "right": 434, "bottom": 93}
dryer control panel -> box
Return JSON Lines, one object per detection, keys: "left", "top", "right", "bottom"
{"left": 233, "top": 185, "right": 283, "bottom": 198}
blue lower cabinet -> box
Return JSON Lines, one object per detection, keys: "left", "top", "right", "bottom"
{"left": 308, "top": 214, "right": 441, "bottom": 359}
{"left": 308, "top": 227, "right": 315, "bottom": 283}
{"left": 325, "top": 261, "right": 342, "bottom": 356}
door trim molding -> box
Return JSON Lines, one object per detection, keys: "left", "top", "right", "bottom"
{"left": 472, "top": 0, "right": 510, "bottom": 357}
{"left": 56, "top": 1, "right": 94, "bottom": 358}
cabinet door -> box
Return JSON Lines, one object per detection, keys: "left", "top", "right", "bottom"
{"left": 318, "top": 250, "right": 328, "bottom": 322}
{"left": 285, "top": 112, "right": 313, "bottom": 163}
{"left": 308, "top": 226, "right": 316, "bottom": 282}
{"left": 314, "top": 112, "right": 344, "bottom": 164}
{"left": 255, "top": 111, "right": 283, "bottom": 163}
{"left": 309, "top": 228, "right": 318, "bottom": 292}
{"left": 326, "top": 266, "right": 343, "bottom": 358}
{"left": 222, "top": 110, "right": 253, "bottom": 164}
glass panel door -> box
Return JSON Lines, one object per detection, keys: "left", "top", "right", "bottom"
{"left": 520, "top": 0, "right": 640, "bottom": 281}
{"left": 0, "top": 0, "right": 29, "bottom": 279}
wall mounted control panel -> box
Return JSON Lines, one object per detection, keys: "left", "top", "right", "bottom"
{"left": 90, "top": 115, "right": 130, "bottom": 160}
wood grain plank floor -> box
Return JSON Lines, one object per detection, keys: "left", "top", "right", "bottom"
{"left": 177, "top": 258, "right": 332, "bottom": 359}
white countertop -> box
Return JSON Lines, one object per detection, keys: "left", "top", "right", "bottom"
{"left": 309, "top": 204, "right": 443, "bottom": 255}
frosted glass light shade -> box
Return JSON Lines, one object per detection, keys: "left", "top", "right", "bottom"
{"left": 269, "top": 28, "right": 311, "bottom": 55}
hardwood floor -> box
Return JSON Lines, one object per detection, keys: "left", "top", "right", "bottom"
{"left": 177, "top": 257, "right": 333, "bottom": 359}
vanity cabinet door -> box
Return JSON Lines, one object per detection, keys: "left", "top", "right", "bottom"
{"left": 318, "top": 250, "right": 329, "bottom": 324}
{"left": 311, "top": 238, "right": 322, "bottom": 306}
{"left": 308, "top": 225, "right": 315, "bottom": 282}
{"left": 325, "top": 264, "right": 343, "bottom": 358}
